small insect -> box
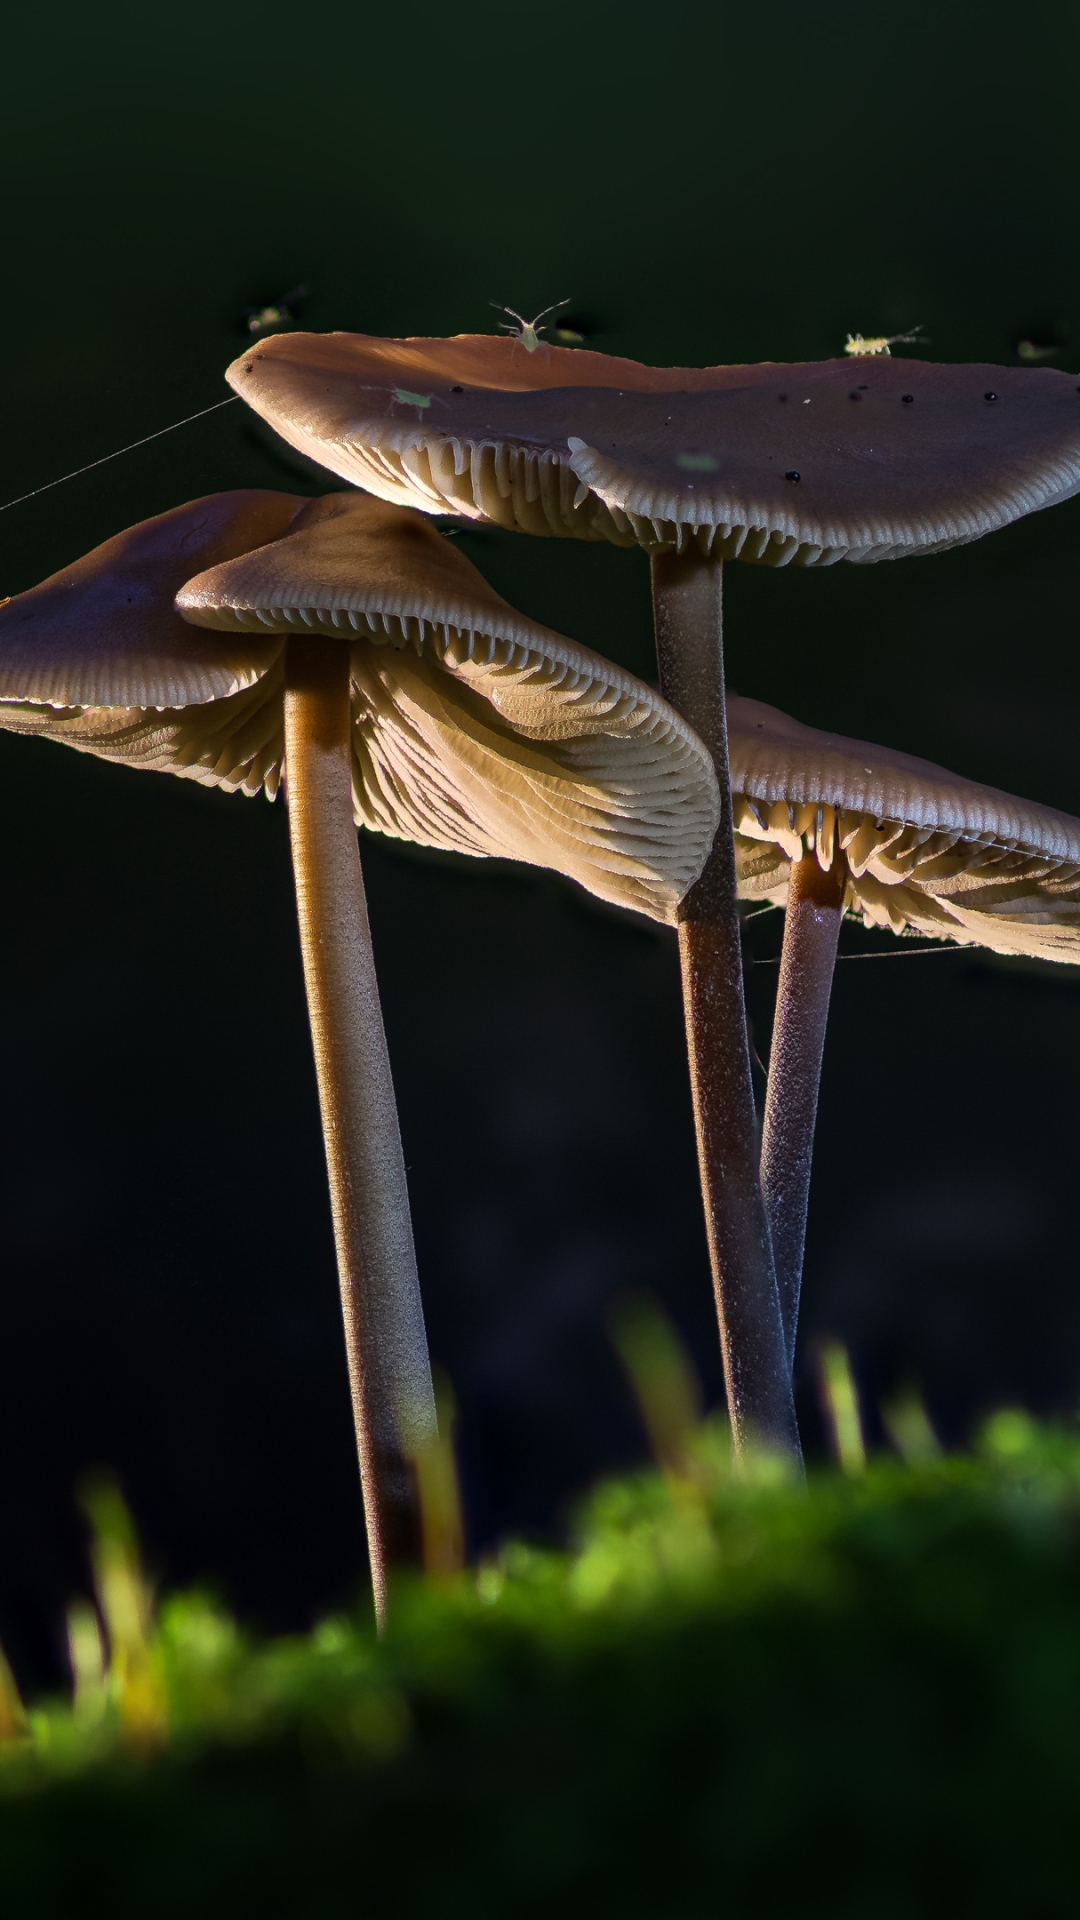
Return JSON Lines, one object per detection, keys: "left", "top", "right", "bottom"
{"left": 359, "top": 383, "right": 443, "bottom": 418}
{"left": 491, "top": 298, "right": 571, "bottom": 353}
{"left": 245, "top": 284, "right": 309, "bottom": 336}
{"left": 391, "top": 387, "right": 434, "bottom": 412}
{"left": 844, "top": 326, "right": 927, "bottom": 357}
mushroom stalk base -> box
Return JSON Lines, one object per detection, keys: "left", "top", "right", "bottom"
{"left": 760, "top": 851, "right": 846, "bottom": 1368}
{"left": 284, "top": 637, "right": 436, "bottom": 1626}
{"left": 650, "top": 551, "right": 801, "bottom": 1464}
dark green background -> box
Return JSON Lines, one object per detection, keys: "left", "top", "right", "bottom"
{"left": 2, "top": 0, "right": 1079, "bottom": 1684}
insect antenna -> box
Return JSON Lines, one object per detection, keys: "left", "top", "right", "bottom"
{"left": 529, "top": 297, "right": 571, "bottom": 328}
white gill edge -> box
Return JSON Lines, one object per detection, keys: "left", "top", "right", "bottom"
{"left": 733, "top": 790, "right": 1080, "bottom": 876}
{"left": 242, "top": 378, "right": 1080, "bottom": 559}
{"left": 204, "top": 596, "right": 713, "bottom": 772}
{"left": 566, "top": 438, "right": 1080, "bottom": 564}
{"left": 0, "top": 655, "right": 277, "bottom": 714}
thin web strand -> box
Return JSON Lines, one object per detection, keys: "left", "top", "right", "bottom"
{"left": 0, "top": 397, "right": 240, "bottom": 515}
{"left": 837, "top": 944, "right": 968, "bottom": 963}
{"left": 752, "top": 943, "right": 968, "bottom": 967}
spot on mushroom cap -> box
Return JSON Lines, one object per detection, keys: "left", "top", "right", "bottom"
{"left": 177, "top": 491, "right": 721, "bottom": 923}
{"left": 565, "top": 360, "right": 1080, "bottom": 562}
{"left": 728, "top": 693, "right": 1080, "bottom": 962}
{"left": 0, "top": 492, "right": 306, "bottom": 710}
{"left": 227, "top": 334, "right": 1080, "bottom": 564}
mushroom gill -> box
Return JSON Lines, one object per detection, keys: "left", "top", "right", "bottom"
{"left": 228, "top": 334, "right": 1080, "bottom": 564}
{"left": 730, "top": 694, "right": 1080, "bottom": 963}
{"left": 176, "top": 491, "right": 720, "bottom": 925}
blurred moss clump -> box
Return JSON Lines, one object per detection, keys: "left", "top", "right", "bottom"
{"left": 4, "top": 1406, "right": 1080, "bottom": 1915}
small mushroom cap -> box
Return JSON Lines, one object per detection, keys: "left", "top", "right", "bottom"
{"left": 177, "top": 491, "right": 720, "bottom": 923}
{"left": 228, "top": 333, "right": 1080, "bottom": 564}
{"left": 729, "top": 693, "right": 1080, "bottom": 961}
{"left": 178, "top": 490, "right": 537, "bottom": 644}
{"left": 0, "top": 491, "right": 305, "bottom": 708}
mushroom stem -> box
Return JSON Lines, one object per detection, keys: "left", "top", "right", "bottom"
{"left": 760, "top": 850, "right": 846, "bottom": 1368}
{"left": 650, "top": 550, "right": 801, "bottom": 1464}
{"left": 284, "top": 635, "right": 437, "bottom": 1626}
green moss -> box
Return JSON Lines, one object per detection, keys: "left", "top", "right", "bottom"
{"left": 4, "top": 1415, "right": 1080, "bottom": 1915}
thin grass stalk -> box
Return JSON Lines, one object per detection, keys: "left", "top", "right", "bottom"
{"left": 284, "top": 635, "right": 436, "bottom": 1625}
{"left": 760, "top": 850, "right": 846, "bottom": 1365}
{"left": 650, "top": 550, "right": 800, "bottom": 1462}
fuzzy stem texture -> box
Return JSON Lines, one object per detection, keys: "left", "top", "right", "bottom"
{"left": 760, "top": 851, "right": 846, "bottom": 1367}
{"left": 284, "top": 636, "right": 436, "bottom": 1626}
{"left": 650, "top": 550, "right": 801, "bottom": 1463}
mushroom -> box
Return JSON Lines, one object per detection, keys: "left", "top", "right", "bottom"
{"left": 227, "top": 329, "right": 1080, "bottom": 1459}
{"left": 0, "top": 487, "right": 302, "bottom": 706}
{"left": 0, "top": 488, "right": 719, "bottom": 1610}
{"left": 729, "top": 690, "right": 1080, "bottom": 1359}
{"left": 175, "top": 491, "right": 720, "bottom": 926}
{"left": 0, "top": 488, "right": 434, "bottom": 1621}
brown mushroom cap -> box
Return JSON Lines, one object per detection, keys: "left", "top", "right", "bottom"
{"left": 0, "top": 491, "right": 305, "bottom": 708}
{"left": 176, "top": 491, "right": 720, "bottom": 922}
{"left": 728, "top": 693, "right": 1080, "bottom": 961}
{"left": 228, "top": 333, "right": 1080, "bottom": 564}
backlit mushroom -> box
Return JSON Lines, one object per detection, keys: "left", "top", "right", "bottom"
{"left": 0, "top": 488, "right": 436, "bottom": 1621}
{"left": 175, "top": 490, "right": 720, "bottom": 926}
{"left": 224, "top": 335, "right": 1080, "bottom": 561}
{"left": 0, "top": 490, "right": 719, "bottom": 1607}
{"left": 227, "top": 329, "right": 1080, "bottom": 1459}
{"left": 729, "top": 691, "right": 1080, "bottom": 1358}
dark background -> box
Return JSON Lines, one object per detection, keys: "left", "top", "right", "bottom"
{"left": 1, "top": 0, "right": 1079, "bottom": 1688}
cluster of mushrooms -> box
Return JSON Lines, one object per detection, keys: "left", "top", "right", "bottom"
{"left": 4, "top": 326, "right": 1080, "bottom": 1623}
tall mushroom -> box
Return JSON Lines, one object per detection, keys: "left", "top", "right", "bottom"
{"left": 226, "top": 328, "right": 1080, "bottom": 1460}
{"left": 729, "top": 691, "right": 1080, "bottom": 1359}
{"left": 0, "top": 488, "right": 719, "bottom": 1609}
